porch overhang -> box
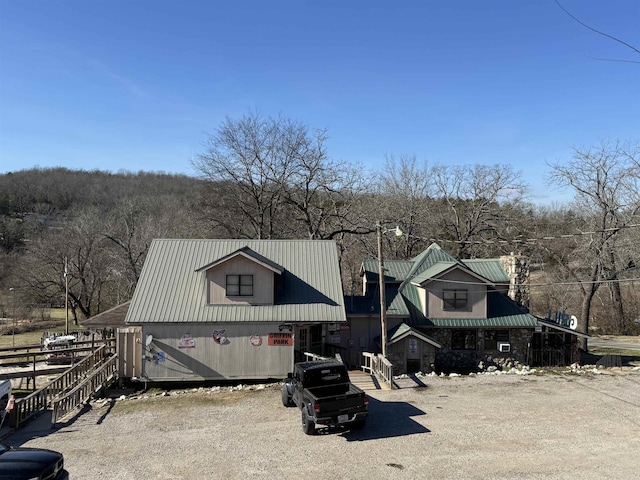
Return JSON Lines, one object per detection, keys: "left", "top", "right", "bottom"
{"left": 537, "top": 319, "right": 590, "bottom": 338}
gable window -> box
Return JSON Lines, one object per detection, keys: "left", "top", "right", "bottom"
{"left": 484, "top": 330, "right": 509, "bottom": 350}
{"left": 451, "top": 329, "right": 476, "bottom": 350}
{"left": 226, "top": 274, "right": 253, "bottom": 296}
{"left": 443, "top": 289, "right": 468, "bottom": 311}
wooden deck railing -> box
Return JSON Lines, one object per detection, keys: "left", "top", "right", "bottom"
{"left": 0, "top": 338, "right": 116, "bottom": 390}
{"left": 51, "top": 353, "right": 118, "bottom": 426}
{"left": 11, "top": 345, "right": 116, "bottom": 429}
{"left": 302, "top": 352, "right": 343, "bottom": 363}
{"left": 361, "top": 352, "right": 394, "bottom": 389}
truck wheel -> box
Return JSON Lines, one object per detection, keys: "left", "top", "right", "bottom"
{"left": 351, "top": 418, "right": 366, "bottom": 430}
{"left": 301, "top": 408, "right": 315, "bottom": 435}
{"left": 281, "top": 385, "right": 293, "bottom": 407}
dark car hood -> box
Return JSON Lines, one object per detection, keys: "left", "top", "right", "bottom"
{"left": 0, "top": 447, "right": 63, "bottom": 478}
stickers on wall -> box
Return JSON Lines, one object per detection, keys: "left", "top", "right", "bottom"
{"left": 178, "top": 334, "right": 195, "bottom": 348}
{"left": 249, "top": 334, "right": 263, "bottom": 346}
{"left": 212, "top": 329, "right": 229, "bottom": 345}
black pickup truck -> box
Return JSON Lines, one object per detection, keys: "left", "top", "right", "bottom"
{"left": 281, "top": 361, "right": 369, "bottom": 435}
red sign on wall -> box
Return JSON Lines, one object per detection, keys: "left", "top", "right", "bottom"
{"left": 268, "top": 332, "right": 293, "bottom": 346}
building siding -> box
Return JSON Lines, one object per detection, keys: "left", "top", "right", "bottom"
{"left": 206, "top": 256, "right": 275, "bottom": 305}
{"left": 142, "top": 323, "right": 294, "bottom": 381}
{"left": 425, "top": 269, "right": 487, "bottom": 318}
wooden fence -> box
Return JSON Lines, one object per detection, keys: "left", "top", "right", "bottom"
{"left": 0, "top": 338, "right": 116, "bottom": 390}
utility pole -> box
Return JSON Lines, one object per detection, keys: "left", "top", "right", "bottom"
{"left": 376, "top": 222, "right": 387, "bottom": 358}
{"left": 64, "top": 257, "right": 69, "bottom": 335}
{"left": 9, "top": 288, "right": 15, "bottom": 348}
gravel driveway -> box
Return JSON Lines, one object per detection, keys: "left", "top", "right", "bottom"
{"left": 7, "top": 370, "right": 640, "bottom": 480}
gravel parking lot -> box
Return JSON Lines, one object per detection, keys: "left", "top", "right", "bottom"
{"left": 7, "top": 370, "right": 640, "bottom": 480}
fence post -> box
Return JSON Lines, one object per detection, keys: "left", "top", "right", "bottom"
{"left": 32, "top": 355, "right": 37, "bottom": 390}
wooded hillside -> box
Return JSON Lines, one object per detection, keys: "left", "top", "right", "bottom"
{"left": 1, "top": 118, "right": 638, "bottom": 335}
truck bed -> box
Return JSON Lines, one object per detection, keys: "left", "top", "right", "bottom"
{"left": 304, "top": 382, "right": 367, "bottom": 420}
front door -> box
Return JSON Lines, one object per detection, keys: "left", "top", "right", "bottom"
{"left": 406, "top": 337, "right": 421, "bottom": 373}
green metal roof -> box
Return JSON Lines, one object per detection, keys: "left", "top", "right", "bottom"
{"left": 462, "top": 259, "right": 510, "bottom": 283}
{"left": 403, "top": 243, "right": 459, "bottom": 285}
{"left": 127, "top": 239, "right": 347, "bottom": 324}
{"left": 361, "top": 259, "right": 413, "bottom": 282}
{"left": 410, "top": 261, "right": 457, "bottom": 285}
{"left": 388, "top": 323, "right": 442, "bottom": 348}
{"left": 349, "top": 242, "right": 534, "bottom": 330}
{"left": 427, "top": 314, "right": 538, "bottom": 328}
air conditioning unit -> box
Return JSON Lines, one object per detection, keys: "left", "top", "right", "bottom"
{"left": 498, "top": 342, "right": 511, "bottom": 353}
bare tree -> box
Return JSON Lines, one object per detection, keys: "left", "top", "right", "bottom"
{"left": 548, "top": 140, "right": 640, "bottom": 338}
{"left": 193, "top": 111, "right": 375, "bottom": 242}
{"left": 431, "top": 164, "right": 528, "bottom": 258}
{"left": 16, "top": 207, "right": 114, "bottom": 322}
{"left": 193, "top": 112, "right": 315, "bottom": 239}
{"left": 281, "top": 157, "right": 374, "bottom": 240}
{"left": 376, "top": 154, "right": 433, "bottom": 258}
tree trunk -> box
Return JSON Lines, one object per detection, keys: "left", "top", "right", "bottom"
{"left": 580, "top": 281, "right": 600, "bottom": 351}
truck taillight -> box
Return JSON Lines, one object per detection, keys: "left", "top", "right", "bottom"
{"left": 314, "top": 404, "right": 321, "bottom": 414}
{"left": 364, "top": 396, "right": 369, "bottom": 407}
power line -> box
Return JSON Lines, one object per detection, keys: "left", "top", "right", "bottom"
{"left": 396, "top": 223, "right": 640, "bottom": 246}
{"left": 421, "top": 276, "right": 640, "bottom": 289}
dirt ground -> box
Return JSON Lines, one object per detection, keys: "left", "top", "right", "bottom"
{"left": 7, "top": 368, "right": 640, "bottom": 480}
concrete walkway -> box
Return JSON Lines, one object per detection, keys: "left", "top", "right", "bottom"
{"left": 0, "top": 410, "right": 56, "bottom": 447}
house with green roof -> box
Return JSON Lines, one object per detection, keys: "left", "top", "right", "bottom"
{"left": 340, "top": 243, "right": 585, "bottom": 373}
{"left": 123, "top": 239, "right": 346, "bottom": 382}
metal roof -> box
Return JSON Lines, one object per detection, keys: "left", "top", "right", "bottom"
{"left": 83, "top": 301, "right": 130, "bottom": 328}
{"left": 462, "top": 259, "right": 510, "bottom": 283}
{"left": 410, "top": 261, "right": 458, "bottom": 285}
{"left": 538, "top": 319, "right": 590, "bottom": 338}
{"left": 195, "top": 246, "right": 284, "bottom": 274}
{"left": 349, "top": 243, "right": 535, "bottom": 329}
{"left": 426, "top": 315, "right": 538, "bottom": 328}
{"left": 361, "top": 259, "right": 413, "bottom": 282}
{"left": 126, "top": 239, "right": 346, "bottom": 324}
{"left": 388, "top": 323, "right": 442, "bottom": 348}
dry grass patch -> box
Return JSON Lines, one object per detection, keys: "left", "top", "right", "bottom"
{"left": 598, "top": 335, "right": 640, "bottom": 343}
{"left": 110, "top": 387, "right": 274, "bottom": 415}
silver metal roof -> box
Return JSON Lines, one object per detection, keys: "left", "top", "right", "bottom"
{"left": 126, "top": 239, "right": 347, "bottom": 324}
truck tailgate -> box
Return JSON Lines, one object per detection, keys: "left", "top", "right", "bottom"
{"left": 310, "top": 384, "right": 366, "bottom": 415}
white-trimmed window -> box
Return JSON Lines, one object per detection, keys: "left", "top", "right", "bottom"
{"left": 226, "top": 274, "right": 253, "bottom": 296}
{"left": 443, "top": 289, "right": 468, "bottom": 311}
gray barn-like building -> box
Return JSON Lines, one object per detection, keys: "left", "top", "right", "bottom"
{"left": 123, "top": 239, "right": 346, "bottom": 382}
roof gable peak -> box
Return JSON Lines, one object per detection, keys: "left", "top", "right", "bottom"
{"left": 195, "top": 246, "right": 284, "bottom": 274}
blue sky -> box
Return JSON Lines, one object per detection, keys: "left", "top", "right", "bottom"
{"left": 1, "top": 1, "right": 638, "bottom": 205}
